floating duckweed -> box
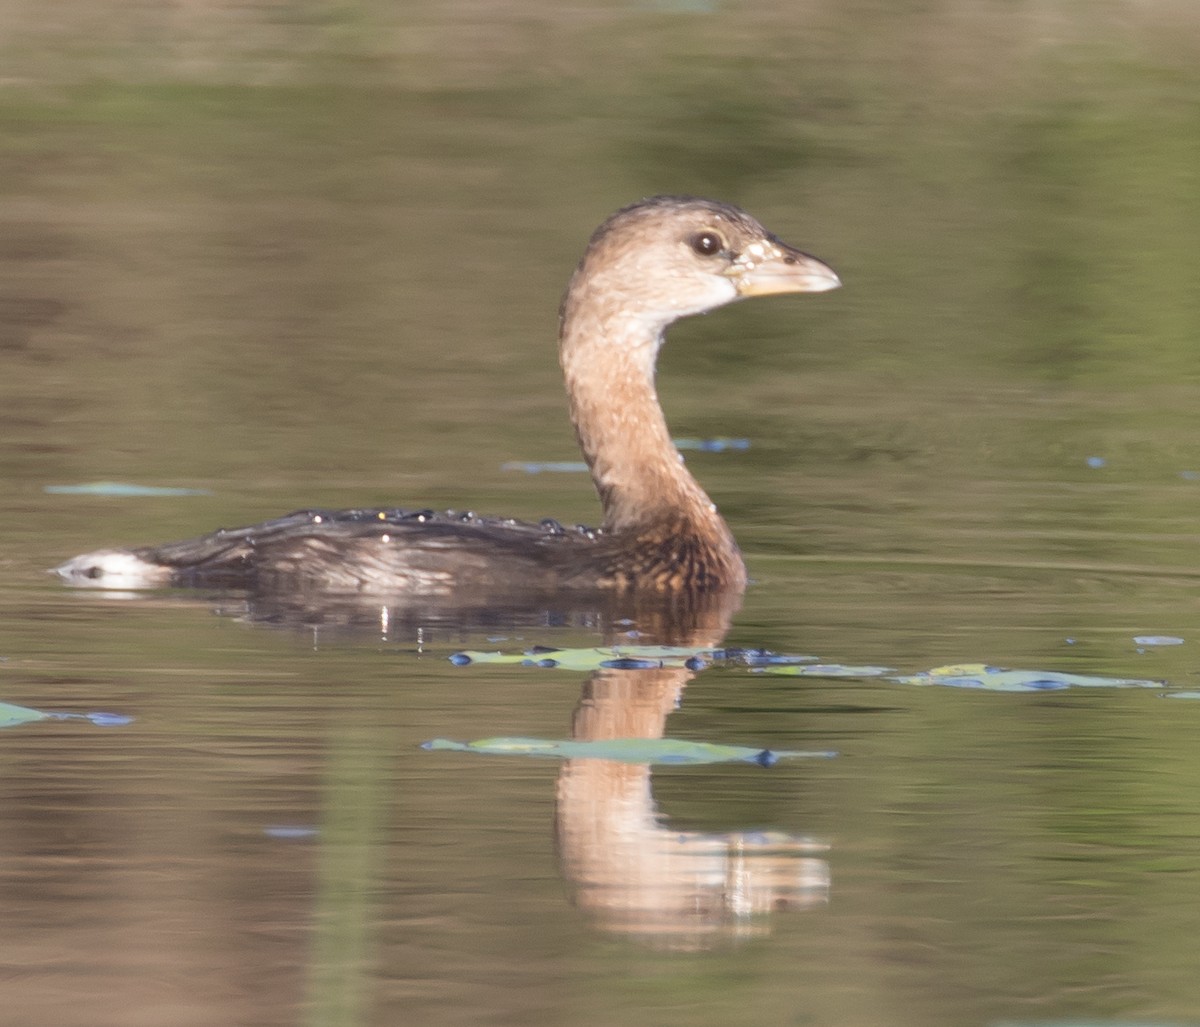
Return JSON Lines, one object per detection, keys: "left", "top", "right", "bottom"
{"left": 46, "top": 481, "right": 212, "bottom": 497}
{"left": 718, "top": 648, "right": 819, "bottom": 666}
{"left": 420, "top": 736, "right": 836, "bottom": 766}
{"left": 449, "top": 644, "right": 716, "bottom": 672}
{"left": 0, "top": 702, "right": 48, "bottom": 727}
{"left": 0, "top": 701, "right": 133, "bottom": 728}
{"left": 763, "top": 664, "right": 893, "bottom": 678}
{"left": 264, "top": 826, "right": 318, "bottom": 839}
{"left": 502, "top": 461, "right": 589, "bottom": 474}
{"left": 601, "top": 657, "right": 662, "bottom": 669}
{"left": 447, "top": 647, "right": 1165, "bottom": 693}
{"left": 449, "top": 644, "right": 838, "bottom": 673}
{"left": 891, "top": 663, "right": 1160, "bottom": 692}
{"left": 83, "top": 712, "right": 134, "bottom": 726}
{"left": 673, "top": 437, "right": 751, "bottom": 452}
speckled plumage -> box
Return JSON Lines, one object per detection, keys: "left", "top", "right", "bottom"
{"left": 56, "top": 196, "right": 839, "bottom": 596}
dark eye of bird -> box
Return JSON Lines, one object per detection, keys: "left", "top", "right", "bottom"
{"left": 689, "top": 231, "right": 723, "bottom": 257}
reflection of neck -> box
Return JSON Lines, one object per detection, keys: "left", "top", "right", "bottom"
{"left": 571, "top": 666, "right": 684, "bottom": 741}
{"left": 555, "top": 665, "right": 693, "bottom": 937}
{"left": 556, "top": 665, "right": 830, "bottom": 946}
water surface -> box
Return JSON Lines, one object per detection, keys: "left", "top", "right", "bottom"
{"left": 2, "top": 3, "right": 1200, "bottom": 1025}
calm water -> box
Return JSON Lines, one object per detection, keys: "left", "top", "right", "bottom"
{"left": 2, "top": 3, "right": 1200, "bottom": 1025}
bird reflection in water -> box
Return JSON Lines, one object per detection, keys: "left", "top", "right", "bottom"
{"left": 206, "top": 582, "right": 833, "bottom": 949}
{"left": 551, "top": 587, "right": 830, "bottom": 949}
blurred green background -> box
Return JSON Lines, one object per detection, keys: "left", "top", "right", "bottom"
{"left": 2, "top": 4, "right": 1200, "bottom": 1026}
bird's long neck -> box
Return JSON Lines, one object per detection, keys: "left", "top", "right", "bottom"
{"left": 558, "top": 279, "right": 734, "bottom": 551}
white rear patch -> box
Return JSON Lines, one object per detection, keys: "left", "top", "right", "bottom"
{"left": 55, "top": 550, "right": 169, "bottom": 589}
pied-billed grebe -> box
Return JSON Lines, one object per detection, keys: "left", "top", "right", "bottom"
{"left": 56, "top": 196, "right": 839, "bottom": 595}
